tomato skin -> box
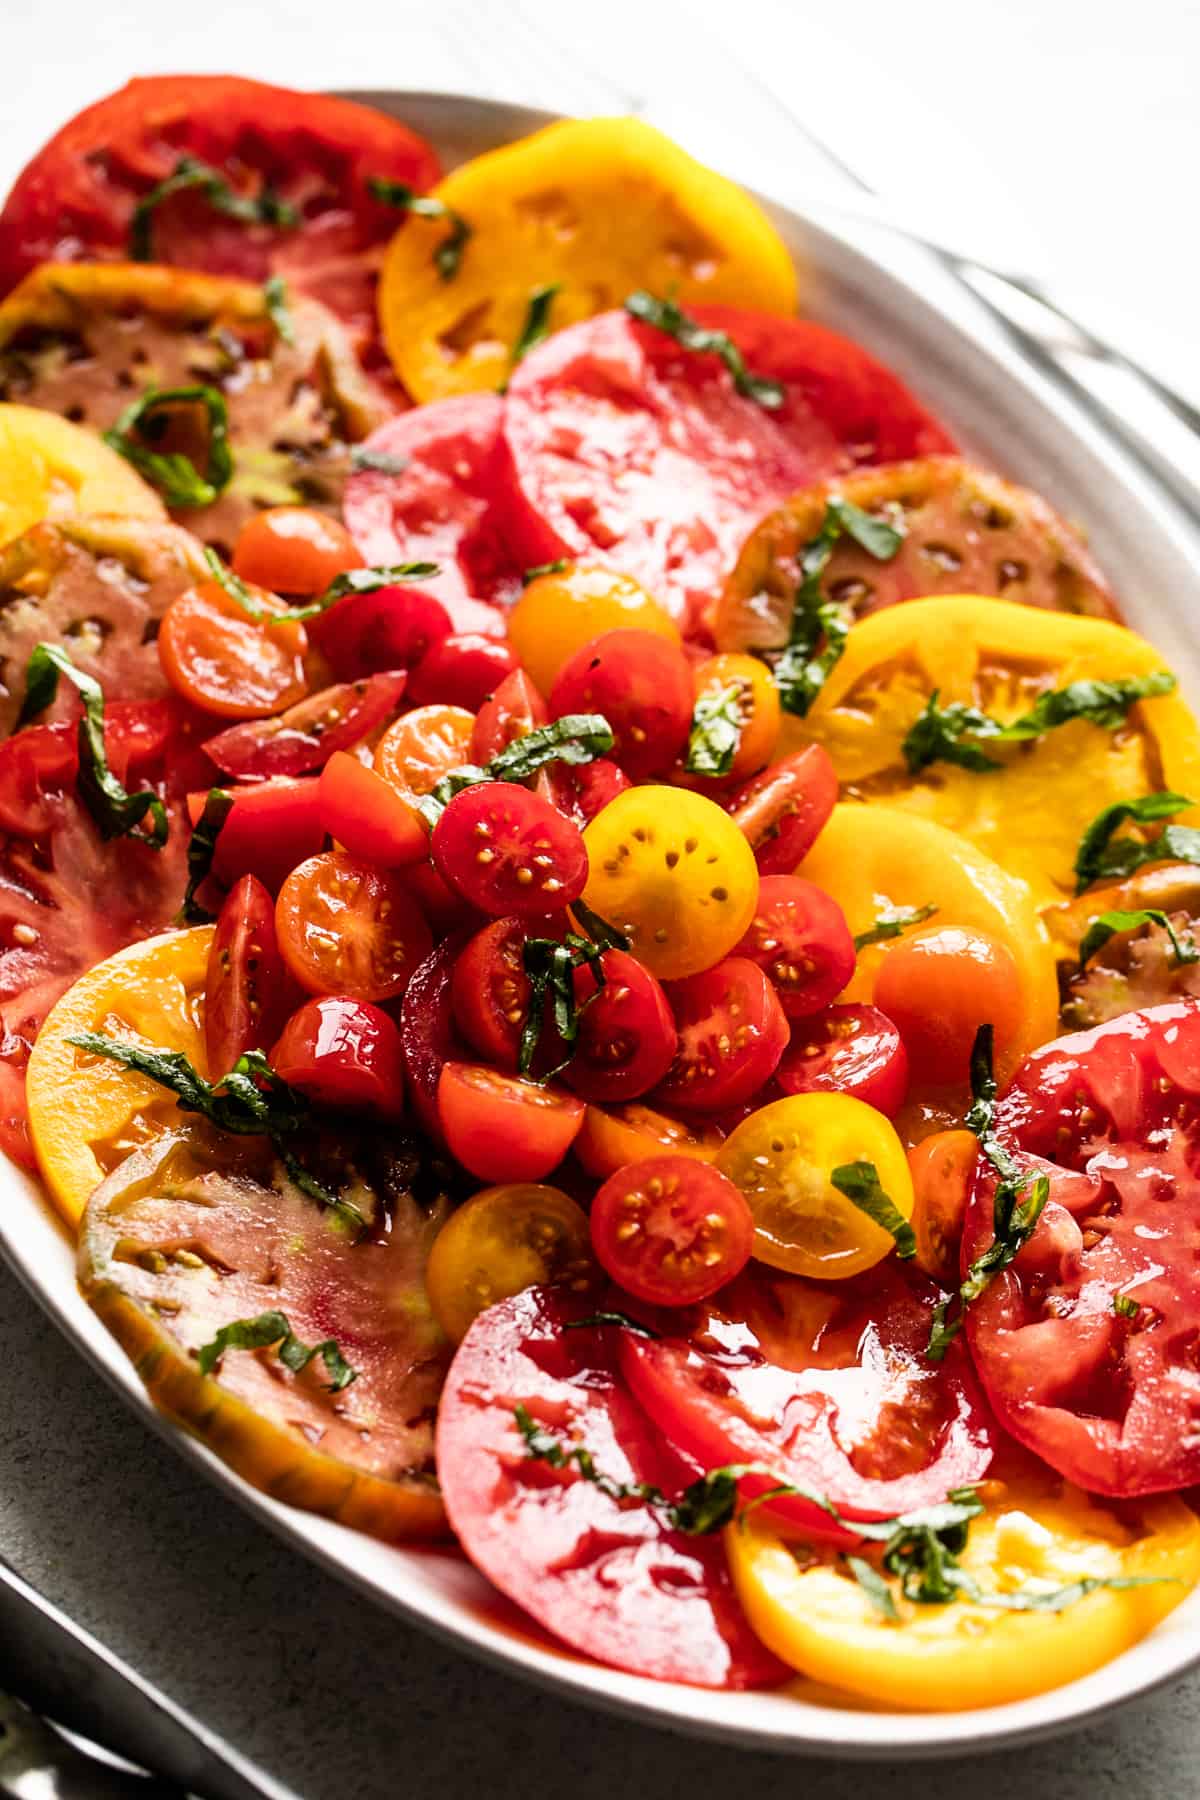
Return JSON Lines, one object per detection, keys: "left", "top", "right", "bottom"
{"left": 450, "top": 917, "right": 531, "bottom": 1069}
{"left": 0, "top": 700, "right": 171, "bottom": 836}
{"left": 270, "top": 995, "right": 405, "bottom": 1119}
{"left": 188, "top": 777, "right": 325, "bottom": 896}
{"left": 874, "top": 924, "right": 1023, "bottom": 1087}
{"left": 591, "top": 1156, "right": 753, "bottom": 1305}
{"left": 907, "top": 1128, "right": 977, "bottom": 1287}
{"left": 561, "top": 949, "right": 677, "bottom": 1103}
{"left": 776, "top": 1002, "right": 909, "bottom": 1117}
{"left": 314, "top": 586, "right": 454, "bottom": 682}
{"left": 407, "top": 860, "right": 480, "bottom": 934}
{"left": 232, "top": 509, "right": 362, "bottom": 596}
{"left": 432, "top": 782, "right": 588, "bottom": 918}
{"left": 373, "top": 704, "right": 474, "bottom": 812}
{"left": 574, "top": 1102, "right": 725, "bottom": 1178}
{"left": 507, "top": 564, "right": 681, "bottom": 698}
{"left": 735, "top": 875, "right": 855, "bottom": 1018}
{"left": 275, "top": 850, "right": 432, "bottom": 1003}
{"left": 202, "top": 671, "right": 407, "bottom": 780}
{"left": 409, "top": 633, "right": 518, "bottom": 712}
{"left": 204, "top": 874, "right": 293, "bottom": 1078}
{"left": 158, "top": 580, "right": 308, "bottom": 719}
{"left": 549, "top": 629, "right": 693, "bottom": 781}
{"left": 534, "top": 756, "right": 630, "bottom": 829}
{"left": 437, "top": 1061, "right": 585, "bottom": 1182}
{"left": 725, "top": 745, "right": 839, "bottom": 876}
{"left": 425, "top": 1183, "right": 595, "bottom": 1343}
{"left": 655, "top": 958, "right": 788, "bottom": 1112}
{"left": 398, "top": 933, "right": 472, "bottom": 1139}
{"left": 470, "top": 669, "right": 548, "bottom": 764}
{"left": 317, "top": 752, "right": 427, "bottom": 869}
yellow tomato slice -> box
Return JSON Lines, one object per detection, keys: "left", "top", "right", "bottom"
{"left": 378, "top": 117, "right": 799, "bottom": 402}
{"left": 798, "top": 802, "right": 1059, "bottom": 1074}
{"left": 726, "top": 1445, "right": 1200, "bottom": 1710}
{"left": 580, "top": 785, "right": 759, "bottom": 979}
{"left": 0, "top": 402, "right": 166, "bottom": 545}
{"left": 796, "top": 596, "right": 1200, "bottom": 917}
{"left": 507, "top": 564, "right": 680, "bottom": 696}
{"left": 27, "top": 928, "right": 212, "bottom": 1228}
{"left": 424, "top": 1183, "right": 596, "bottom": 1343}
{"left": 715, "top": 1091, "right": 913, "bottom": 1279}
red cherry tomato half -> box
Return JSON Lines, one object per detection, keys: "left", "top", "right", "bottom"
{"left": 407, "top": 860, "right": 480, "bottom": 934}
{"left": 470, "top": 669, "right": 548, "bottom": 765}
{"left": 655, "top": 958, "right": 788, "bottom": 1113}
{"left": 317, "top": 752, "right": 427, "bottom": 870}
{"left": 437, "top": 1061, "right": 584, "bottom": 1182}
{"left": 776, "top": 1001, "right": 909, "bottom": 1116}
{"left": 409, "top": 633, "right": 518, "bottom": 712}
{"left": 725, "top": 745, "right": 839, "bottom": 877}
{"left": 0, "top": 700, "right": 170, "bottom": 836}
{"left": 591, "top": 1155, "right": 753, "bottom": 1306}
{"left": 203, "top": 671, "right": 407, "bottom": 780}
{"left": 562, "top": 949, "right": 677, "bottom": 1103}
{"left": 313, "top": 585, "right": 453, "bottom": 682}
{"left": 204, "top": 874, "right": 294, "bottom": 1078}
{"left": 451, "top": 916, "right": 531, "bottom": 1070}
{"left": 232, "top": 508, "right": 362, "bottom": 596}
{"left": 735, "top": 874, "right": 855, "bottom": 1018}
{"left": 436, "top": 1287, "right": 787, "bottom": 1688}
{"left": 399, "top": 933, "right": 471, "bottom": 1140}
{"left": 187, "top": 777, "right": 325, "bottom": 896}
{"left": 549, "top": 629, "right": 693, "bottom": 781}
{"left": 271, "top": 995, "right": 405, "bottom": 1120}
{"left": 432, "top": 783, "right": 588, "bottom": 918}
{"left": 276, "top": 850, "right": 432, "bottom": 1002}
{"left": 534, "top": 756, "right": 630, "bottom": 829}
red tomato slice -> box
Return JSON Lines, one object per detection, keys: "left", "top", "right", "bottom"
{"left": 0, "top": 700, "right": 171, "bottom": 836}
{"left": 450, "top": 917, "right": 531, "bottom": 1070}
{"left": 410, "top": 633, "right": 518, "bottom": 712}
{"left": 399, "top": 932, "right": 471, "bottom": 1139}
{"left": 534, "top": 757, "right": 630, "bottom": 829}
{"left": 562, "top": 949, "right": 677, "bottom": 1103}
{"left": 501, "top": 309, "right": 954, "bottom": 632}
{"left": 549, "top": 630, "right": 694, "bottom": 781}
{"left": 342, "top": 397, "right": 526, "bottom": 634}
{"left": 655, "top": 958, "right": 788, "bottom": 1112}
{"left": 591, "top": 1156, "right": 753, "bottom": 1305}
{"left": 432, "top": 783, "right": 588, "bottom": 919}
{"left": 187, "top": 778, "right": 325, "bottom": 896}
{"left": 204, "top": 873, "right": 294, "bottom": 1078}
{"left": 203, "top": 672, "right": 407, "bottom": 780}
{"left": 964, "top": 1001, "right": 1200, "bottom": 1497}
{"left": 724, "top": 746, "right": 839, "bottom": 877}
{"left": 735, "top": 874, "right": 855, "bottom": 1018}
{"left": 312, "top": 585, "right": 452, "bottom": 683}
{"left": 776, "top": 1002, "right": 909, "bottom": 1116}
{"left": 317, "top": 752, "right": 427, "bottom": 869}
{"left": 271, "top": 995, "right": 405, "bottom": 1119}
{"left": 0, "top": 75, "right": 440, "bottom": 367}
{"left": 621, "top": 1260, "right": 995, "bottom": 1536}
{"left": 437, "top": 1061, "right": 584, "bottom": 1182}
{"left": 470, "top": 670, "right": 548, "bottom": 765}
{"left": 436, "top": 1285, "right": 787, "bottom": 1688}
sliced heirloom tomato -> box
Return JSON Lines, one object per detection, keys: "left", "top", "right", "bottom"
{"left": 590, "top": 1156, "right": 754, "bottom": 1305}
{"left": 655, "top": 958, "right": 788, "bottom": 1112}
{"left": 276, "top": 850, "right": 431, "bottom": 1002}
{"left": 436, "top": 1285, "right": 787, "bottom": 1687}
{"left": 271, "top": 996, "right": 405, "bottom": 1120}
{"left": 776, "top": 1003, "right": 909, "bottom": 1117}
{"left": 432, "top": 783, "right": 587, "bottom": 918}
{"left": 734, "top": 875, "right": 855, "bottom": 1019}
{"left": 549, "top": 630, "right": 694, "bottom": 780}
{"left": 159, "top": 579, "right": 308, "bottom": 719}
{"left": 425, "top": 1183, "right": 595, "bottom": 1343}
{"left": 508, "top": 564, "right": 680, "bottom": 699}
{"left": 203, "top": 672, "right": 407, "bottom": 779}
{"left": 725, "top": 745, "right": 838, "bottom": 877}
{"left": 318, "top": 752, "right": 427, "bottom": 869}
{"left": 205, "top": 874, "right": 293, "bottom": 1078}
{"left": 562, "top": 950, "right": 677, "bottom": 1103}
{"left": 574, "top": 1102, "right": 725, "bottom": 1179}
{"left": 0, "top": 402, "right": 165, "bottom": 547}
{"left": 437, "top": 1062, "right": 584, "bottom": 1183}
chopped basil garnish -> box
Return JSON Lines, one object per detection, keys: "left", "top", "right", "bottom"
{"left": 129, "top": 155, "right": 298, "bottom": 263}
{"left": 831, "top": 1161, "right": 916, "bottom": 1260}
{"left": 179, "top": 787, "right": 233, "bottom": 923}
{"left": 16, "top": 643, "right": 168, "bottom": 848}
{"left": 563, "top": 1311, "right": 659, "bottom": 1338}
{"left": 773, "top": 496, "right": 905, "bottom": 716}
{"left": 367, "top": 176, "right": 471, "bottom": 279}
{"left": 853, "top": 903, "right": 938, "bottom": 952}
{"left": 685, "top": 681, "right": 744, "bottom": 778}
{"left": 416, "top": 712, "right": 614, "bottom": 827}
{"left": 1078, "top": 907, "right": 1200, "bottom": 970}
{"left": 202, "top": 547, "right": 438, "bottom": 623}
{"left": 625, "top": 289, "right": 784, "bottom": 410}
{"left": 903, "top": 673, "right": 1176, "bottom": 775}
{"left": 350, "top": 446, "right": 410, "bottom": 476}
{"left": 511, "top": 283, "right": 561, "bottom": 368}
{"left": 522, "top": 559, "right": 570, "bottom": 585}
{"left": 846, "top": 1555, "right": 899, "bottom": 1619}
{"left": 103, "top": 384, "right": 233, "bottom": 509}
{"left": 516, "top": 903, "right": 631, "bottom": 1079}
{"left": 263, "top": 274, "right": 295, "bottom": 345}
{"left": 1074, "top": 791, "right": 1199, "bottom": 892}
{"left": 570, "top": 899, "right": 631, "bottom": 953}
{"left": 1113, "top": 1292, "right": 1141, "bottom": 1320}
{"left": 197, "top": 1310, "right": 358, "bottom": 1393}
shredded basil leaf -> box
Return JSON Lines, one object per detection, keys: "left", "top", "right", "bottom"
{"left": 1074, "top": 791, "right": 1199, "bottom": 892}
{"left": 570, "top": 899, "right": 631, "bottom": 953}
{"left": 1113, "top": 1292, "right": 1141, "bottom": 1320}
{"left": 103, "top": 384, "right": 233, "bottom": 509}
{"left": 1078, "top": 907, "right": 1200, "bottom": 969}
{"left": 853, "top": 903, "right": 938, "bottom": 951}
{"left": 350, "top": 446, "right": 409, "bottom": 475}
{"left": 831, "top": 1161, "right": 916, "bottom": 1259}
{"left": 263, "top": 274, "right": 295, "bottom": 345}
{"left": 773, "top": 496, "right": 905, "bottom": 717}
{"left": 367, "top": 176, "right": 471, "bottom": 279}
{"left": 625, "top": 289, "right": 784, "bottom": 410}
{"left": 202, "top": 547, "right": 438, "bottom": 622}
{"left": 129, "top": 155, "right": 298, "bottom": 262}
{"left": 685, "top": 682, "right": 744, "bottom": 778}
{"left": 904, "top": 673, "right": 1177, "bottom": 774}
{"left": 518, "top": 933, "right": 606, "bottom": 1080}
{"left": 511, "top": 283, "right": 561, "bottom": 368}
{"left": 179, "top": 787, "right": 233, "bottom": 923}
{"left": 417, "top": 712, "right": 614, "bottom": 827}
{"left": 522, "top": 559, "right": 570, "bottom": 585}
{"left": 977, "top": 1576, "right": 1175, "bottom": 1613}
{"left": 563, "top": 1311, "right": 659, "bottom": 1338}
{"left": 196, "top": 1310, "right": 357, "bottom": 1392}
{"left": 16, "top": 643, "right": 168, "bottom": 848}
{"left": 846, "top": 1554, "right": 901, "bottom": 1620}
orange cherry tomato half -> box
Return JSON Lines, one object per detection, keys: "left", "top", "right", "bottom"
{"left": 373, "top": 703, "right": 474, "bottom": 810}
{"left": 907, "top": 1127, "right": 978, "bottom": 1287}
{"left": 590, "top": 1154, "right": 754, "bottom": 1306}
{"left": 655, "top": 957, "right": 788, "bottom": 1112}
{"left": 158, "top": 579, "right": 309, "bottom": 719}
{"left": 776, "top": 1002, "right": 909, "bottom": 1117}
{"left": 689, "top": 652, "right": 780, "bottom": 786}
{"left": 271, "top": 995, "right": 406, "bottom": 1119}
{"left": 437, "top": 1061, "right": 585, "bottom": 1182}
{"left": 432, "top": 782, "right": 588, "bottom": 918}
{"left": 725, "top": 744, "right": 839, "bottom": 876}
{"left": 574, "top": 1102, "right": 726, "bottom": 1178}
{"left": 231, "top": 507, "right": 363, "bottom": 596}
{"left": 204, "top": 873, "right": 295, "bottom": 1079}
{"left": 275, "top": 850, "right": 432, "bottom": 1002}
{"left": 873, "top": 924, "right": 1023, "bottom": 1088}
{"left": 734, "top": 874, "right": 855, "bottom": 1018}
{"left": 318, "top": 751, "right": 428, "bottom": 868}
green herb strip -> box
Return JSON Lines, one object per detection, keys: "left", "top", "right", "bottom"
{"left": 129, "top": 155, "right": 299, "bottom": 262}
{"left": 416, "top": 713, "right": 614, "bottom": 828}
{"left": 263, "top": 274, "right": 295, "bottom": 345}
{"left": 562, "top": 1311, "right": 659, "bottom": 1338}
{"left": 367, "top": 176, "right": 471, "bottom": 280}
{"left": 685, "top": 681, "right": 744, "bottom": 778}
{"left": 197, "top": 1310, "right": 357, "bottom": 1392}
{"left": 522, "top": 559, "right": 570, "bottom": 585}
{"left": 1074, "top": 791, "right": 1198, "bottom": 891}
{"left": 203, "top": 547, "right": 439, "bottom": 623}
{"left": 773, "top": 496, "right": 905, "bottom": 717}
{"left": 103, "top": 384, "right": 233, "bottom": 509}
{"left": 16, "top": 643, "right": 168, "bottom": 848}
{"left": 624, "top": 289, "right": 785, "bottom": 410}
{"left": 179, "top": 787, "right": 233, "bottom": 923}
{"left": 1113, "top": 1292, "right": 1141, "bottom": 1320}
{"left": 1078, "top": 908, "right": 1200, "bottom": 969}
{"left": 852, "top": 903, "right": 938, "bottom": 952}
{"left": 903, "top": 674, "right": 1176, "bottom": 775}
{"left": 831, "top": 1161, "right": 916, "bottom": 1259}
{"left": 350, "top": 446, "right": 410, "bottom": 476}
{"left": 517, "top": 903, "right": 632, "bottom": 1079}
{"left": 510, "top": 283, "right": 561, "bottom": 369}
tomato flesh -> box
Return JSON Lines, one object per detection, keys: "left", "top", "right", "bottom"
{"left": 655, "top": 957, "right": 788, "bottom": 1112}
{"left": 275, "top": 850, "right": 432, "bottom": 1002}
{"left": 158, "top": 580, "right": 308, "bottom": 720}
{"left": 437, "top": 1061, "right": 584, "bottom": 1182}
{"left": 450, "top": 917, "right": 532, "bottom": 1070}
{"left": 204, "top": 873, "right": 293, "bottom": 1078}
{"left": 574, "top": 1102, "right": 725, "bottom": 1178}
{"left": 318, "top": 752, "right": 427, "bottom": 869}
{"left": 725, "top": 745, "right": 839, "bottom": 876}
{"left": 535, "top": 757, "right": 630, "bottom": 829}
{"left": 314, "top": 585, "right": 453, "bottom": 683}
{"left": 590, "top": 1155, "right": 754, "bottom": 1305}
{"left": 0, "top": 700, "right": 170, "bottom": 837}
{"left": 550, "top": 630, "right": 693, "bottom": 781}
{"left": 432, "top": 783, "right": 588, "bottom": 919}
{"left": 203, "top": 671, "right": 407, "bottom": 779}
{"left": 874, "top": 924, "right": 1023, "bottom": 1088}
{"left": 399, "top": 933, "right": 472, "bottom": 1140}
{"left": 561, "top": 948, "right": 677, "bottom": 1102}
{"left": 776, "top": 1002, "right": 909, "bottom": 1116}
{"left": 470, "top": 670, "right": 548, "bottom": 765}
{"left": 735, "top": 874, "right": 855, "bottom": 1018}
{"left": 270, "top": 995, "right": 406, "bottom": 1119}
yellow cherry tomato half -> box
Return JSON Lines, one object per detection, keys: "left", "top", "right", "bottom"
{"left": 0, "top": 401, "right": 166, "bottom": 546}
{"left": 378, "top": 116, "right": 799, "bottom": 402}
{"left": 725, "top": 1445, "right": 1200, "bottom": 1711}
{"left": 424, "top": 1182, "right": 596, "bottom": 1343}
{"left": 580, "top": 785, "right": 759, "bottom": 980}
{"left": 27, "top": 927, "right": 213, "bottom": 1228}
{"left": 715, "top": 1091, "right": 913, "bottom": 1279}
{"left": 688, "top": 652, "right": 781, "bottom": 785}
{"left": 507, "top": 564, "right": 680, "bottom": 697}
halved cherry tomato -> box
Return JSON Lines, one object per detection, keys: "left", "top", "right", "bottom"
{"left": 204, "top": 874, "right": 293, "bottom": 1079}
{"left": 399, "top": 933, "right": 471, "bottom": 1140}
{"left": 437, "top": 1062, "right": 585, "bottom": 1182}
{"left": 317, "top": 751, "right": 427, "bottom": 869}
{"left": 373, "top": 704, "right": 474, "bottom": 811}
{"left": 425, "top": 1183, "right": 595, "bottom": 1343}
{"left": 158, "top": 580, "right": 308, "bottom": 719}
{"left": 275, "top": 850, "right": 431, "bottom": 1002}
{"left": 550, "top": 629, "right": 693, "bottom": 780}
{"left": 735, "top": 875, "right": 855, "bottom": 1018}
{"left": 591, "top": 1156, "right": 753, "bottom": 1305}
{"left": 574, "top": 1101, "right": 725, "bottom": 1178}
{"left": 470, "top": 669, "right": 547, "bottom": 764}
{"left": 655, "top": 958, "right": 788, "bottom": 1113}
{"left": 451, "top": 917, "right": 531, "bottom": 1069}
{"left": 203, "top": 671, "right": 407, "bottom": 780}
{"left": 580, "top": 786, "right": 759, "bottom": 980}
{"left": 432, "top": 783, "right": 587, "bottom": 918}
{"left": 314, "top": 585, "right": 453, "bottom": 682}
{"left": 410, "top": 633, "right": 518, "bottom": 712}
{"left": 561, "top": 949, "right": 677, "bottom": 1103}
{"left": 725, "top": 745, "right": 839, "bottom": 876}
{"left": 907, "top": 1128, "right": 977, "bottom": 1287}
{"left": 507, "top": 564, "right": 681, "bottom": 698}
{"left": 776, "top": 1002, "right": 909, "bottom": 1117}
{"left": 534, "top": 757, "right": 630, "bottom": 829}
{"left": 407, "top": 861, "right": 479, "bottom": 934}
{"left": 232, "top": 508, "right": 362, "bottom": 596}
{"left": 688, "top": 653, "right": 780, "bottom": 786}
{"left": 270, "top": 995, "right": 405, "bottom": 1119}
{"left": 0, "top": 699, "right": 170, "bottom": 836}
{"left": 874, "top": 924, "right": 1023, "bottom": 1088}
{"left": 188, "top": 777, "right": 325, "bottom": 896}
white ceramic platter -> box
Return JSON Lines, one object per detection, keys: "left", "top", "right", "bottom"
{"left": 4, "top": 89, "right": 1200, "bottom": 1761}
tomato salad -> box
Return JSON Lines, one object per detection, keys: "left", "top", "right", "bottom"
{"left": 3, "top": 78, "right": 1200, "bottom": 1712}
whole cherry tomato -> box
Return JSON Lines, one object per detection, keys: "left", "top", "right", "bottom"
{"left": 590, "top": 1155, "right": 754, "bottom": 1305}
{"left": 735, "top": 875, "right": 855, "bottom": 1017}
{"left": 437, "top": 1061, "right": 585, "bottom": 1181}
{"left": 410, "top": 633, "right": 518, "bottom": 711}
{"left": 315, "top": 585, "right": 453, "bottom": 681}
{"left": 562, "top": 949, "right": 677, "bottom": 1103}
{"left": 725, "top": 745, "right": 839, "bottom": 875}
{"left": 549, "top": 629, "right": 694, "bottom": 779}
{"left": 204, "top": 874, "right": 294, "bottom": 1078}
{"left": 776, "top": 1001, "right": 909, "bottom": 1116}
{"left": 874, "top": 924, "right": 1022, "bottom": 1087}
{"left": 158, "top": 580, "right": 308, "bottom": 719}
{"left": 232, "top": 507, "right": 363, "bottom": 595}
{"left": 276, "top": 850, "right": 432, "bottom": 1002}
{"left": 655, "top": 958, "right": 788, "bottom": 1112}
{"left": 318, "top": 752, "right": 428, "bottom": 869}
{"left": 507, "top": 563, "right": 680, "bottom": 697}
{"left": 271, "top": 995, "right": 406, "bottom": 1119}
{"left": 470, "top": 669, "right": 548, "bottom": 764}
{"left": 432, "top": 783, "right": 588, "bottom": 918}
